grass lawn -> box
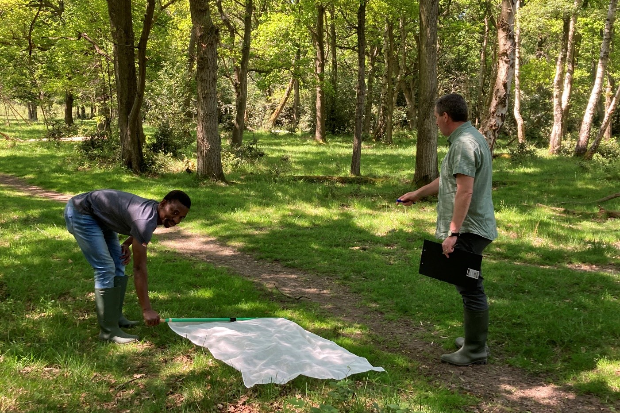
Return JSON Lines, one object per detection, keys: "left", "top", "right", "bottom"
{"left": 0, "top": 119, "right": 618, "bottom": 411}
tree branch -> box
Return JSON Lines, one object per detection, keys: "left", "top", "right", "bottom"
{"left": 79, "top": 33, "right": 112, "bottom": 61}
{"left": 28, "top": 2, "right": 43, "bottom": 56}
{"left": 0, "top": 131, "right": 22, "bottom": 141}
{"left": 560, "top": 192, "right": 620, "bottom": 205}
{"left": 596, "top": 192, "right": 620, "bottom": 203}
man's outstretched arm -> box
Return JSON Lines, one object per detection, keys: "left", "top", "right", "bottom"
{"left": 132, "top": 240, "right": 160, "bottom": 326}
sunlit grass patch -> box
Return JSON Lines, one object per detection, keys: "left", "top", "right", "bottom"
{"left": 572, "top": 357, "right": 620, "bottom": 397}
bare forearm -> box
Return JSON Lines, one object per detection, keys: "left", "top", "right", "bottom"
{"left": 451, "top": 175, "right": 474, "bottom": 232}
{"left": 451, "top": 191, "right": 472, "bottom": 231}
{"left": 133, "top": 269, "right": 152, "bottom": 311}
{"left": 130, "top": 239, "right": 160, "bottom": 325}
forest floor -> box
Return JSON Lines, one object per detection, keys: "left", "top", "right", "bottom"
{"left": 1, "top": 172, "right": 617, "bottom": 413}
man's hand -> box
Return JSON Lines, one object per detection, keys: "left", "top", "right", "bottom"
{"left": 120, "top": 243, "right": 132, "bottom": 265}
{"left": 143, "top": 309, "right": 161, "bottom": 326}
{"left": 442, "top": 236, "right": 458, "bottom": 257}
{"left": 397, "top": 191, "right": 419, "bottom": 206}
{"left": 120, "top": 236, "right": 134, "bottom": 265}
{"left": 398, "top": 178, "right": 440, "bottom": 206}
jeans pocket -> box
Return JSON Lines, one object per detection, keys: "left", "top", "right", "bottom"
{"left": 64, "top": 203, "right": 74, "bottom": 234}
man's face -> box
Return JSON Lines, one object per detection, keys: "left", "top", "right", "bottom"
{"left": 159, "top": 199, "right": 189, "bottom": 228}
{"left": 434, "top": 109, "right": 450, "bottom": 137}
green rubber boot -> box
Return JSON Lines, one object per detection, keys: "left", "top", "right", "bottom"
{"left": 441, "top": 309, "right": 488, "bottom": 366}
{"left": 114, "top": 276, "right": 140, "bottom": 328}
{"left": 455, "top": 336, "right": 489, "bottom": 355}
{"left": 95, "top": 287, "right": 139, "bottom": 344}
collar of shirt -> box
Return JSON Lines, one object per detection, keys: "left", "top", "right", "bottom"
{"left": 447, "top": 121, "right": 473, "bottom": 145}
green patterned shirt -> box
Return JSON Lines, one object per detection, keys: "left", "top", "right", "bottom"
{"left": 436, "top": 122, "right": 498, "bottom": 240}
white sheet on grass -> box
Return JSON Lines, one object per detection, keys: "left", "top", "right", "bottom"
{"left": 168, "top": 317, "right": 385, "bottom": 387}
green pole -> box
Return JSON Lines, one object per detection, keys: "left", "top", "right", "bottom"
{"left": 160, "top": 317, "right": 256, "bottom": 323}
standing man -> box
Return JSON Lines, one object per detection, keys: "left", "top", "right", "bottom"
{"left": 64, "top": 189, "right": 191, "bottom": 344}
{"left": 398, "top": 93, "right": 497, "bottom": 365}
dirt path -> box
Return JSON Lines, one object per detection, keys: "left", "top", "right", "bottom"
{"left": 1, "top": 173, "right": 616, "bottom": 413}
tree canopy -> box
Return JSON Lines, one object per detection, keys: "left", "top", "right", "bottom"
{"left": 1, "top": 0, "right": 618, "bottom": 179}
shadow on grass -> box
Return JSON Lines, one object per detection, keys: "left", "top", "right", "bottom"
{"left": 1, "top": 138, "right": 619, "bottom": 408}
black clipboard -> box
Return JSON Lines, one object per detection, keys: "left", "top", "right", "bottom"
{"left": 418, "top": 239, "right": 483, "bottom": 288}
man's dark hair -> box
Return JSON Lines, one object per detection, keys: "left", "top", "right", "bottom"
{"left": 435, "top": 93, "right": 468, "bottom": 122}
{"left": 164, "top": 190, "right": 191, "bottom": 209}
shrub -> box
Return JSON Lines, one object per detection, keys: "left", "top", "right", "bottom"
{"left": 508, "top": 142, "right": 537, "bottom": 164}
{"left": 147, "top": 123, "right": 193, "bottom": 158}
{"left": 45, "top": 120, "right": 78, "bottom": 141}
{"left": 143, "top": 149, "right": 177, "bottom": 174}
{"left": 75, "top": 129, "right": 120, "bottom": 167}
{"left": 221, "top": 140, "right": 265, "bottom": 171}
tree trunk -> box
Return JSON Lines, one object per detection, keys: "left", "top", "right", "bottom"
{"left": 223, "top": 0, "right": 252, "bottom": 148}
{"left": 575, "top": 0, "right": 617, "bottom": 155}
{"left": 106, "top": 0, "right": 152, "bottom": 173}
{"left": 362, "top": 45, "right": 379, "bottom": 136}
{"left": 373, "top": 20, "right": 395, "bottom": 144}
{"left": 513, "top": 0, "right": 525, "bottom": 144}
{"left": 190, "top": 0, "right": 226, "bottom": 181}
{"left": 561, "top": 0, "right": 582, "bottom": 137}
{"left": 549, "top": 16, "right": 570, "bottom": 154}
{"left": 398, "top": 17, "right": 416, "bottom": 131}
{"left": 328, "top": 4, "right": 337, "bottom": 133}
{"left": 184, "top": 27, "right": 197, "bottom": 120}
{"left": 414, "top": 0, "right": 438, "bottom": 188}
{"left": 585, "top": 81, "right": 620, "bottom": 159}
{"left": 474, "top": 10, "right": 490, "bottom": 127}
{"left": 268, "top": 77, "right": 294, "bottom": 129}
{"left": 329, "top": 5, "right": 337, "bottom": 93}
{"left": 27, "top": 102, "right": 38, "bottom": 121}
{"left": 351, "top": 0, "right": 366, "bottom": 177}
{"left": 129, "top": 0, "right": 154, "bottom": 158}
{"left": 293, "top": 77, "right": 300, "bottom": 130}
{"left": 64, "top": 91, "right": 74, "bottom": 126}
{"left": 269, "top": 49, "right": 300, "bottom": 130}
{"left": 480, "top": 0, "right": 516, "bottom": 153}
{"left": 313, "top": 4, "right": 327, "bottom": 144}
{"left": 604, "top": 76, "right": 614, "bottom": 139}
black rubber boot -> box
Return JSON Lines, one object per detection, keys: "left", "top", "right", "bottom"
{"left": 95, "top": 287, "right": 139, "bottom": 344}
{"left": 441, "top": 308, "right": 488, "bottom": 366}
{"left": 114, "top": 276, "right": 140, "bottom": 328}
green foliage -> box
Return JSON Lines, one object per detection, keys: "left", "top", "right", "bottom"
{"left": 144, "top": 59, "right": 195, "bottom": 132}
{"left": 147, "top": 123, "right": 193, "bottom": 158}
{"left": 325, "top": 75, "right": 357, "bottom": 135}
{"left": 591, "top": 135, "right": 620, "bottom": 159}
{"left": 583, "top": 136, "right": 620, "bottom": 179}
{"left": 44, "top": 120, "right": 78, "bottom": 141}
{"left": 221, "top": 139, "right": 266, "bottom": 172}
{"left": 143, "top": 149, "right": 178, "bottom": 175}
{"left": 75, "top": 129, "right": 120, "bottom": 168}
{"left": 508, "top": 141, "right": 538, "bottom": 164}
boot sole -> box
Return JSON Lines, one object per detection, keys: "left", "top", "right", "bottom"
{"left": 441, "top": 357, "right": 487, "bottom": 366}
{"left": 99, "top": 335, "right": 138, "bottom": 344}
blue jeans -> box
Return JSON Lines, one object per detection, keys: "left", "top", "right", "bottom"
{"left": 454, "top": 233, "right": 492, "bottom": 312}
{"left": 64, "top": 200, "right": 126, "bottom": 289}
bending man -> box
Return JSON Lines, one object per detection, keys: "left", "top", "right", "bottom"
{"left": 398, "top": 93, "right": 497, "bottom": 365}
{"left": 64, "top": 189, "right": 191, "bottom": 344}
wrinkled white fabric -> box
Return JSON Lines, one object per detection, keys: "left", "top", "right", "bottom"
{"left": 168, "top": 318, "right": 385, "bottom": 387}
